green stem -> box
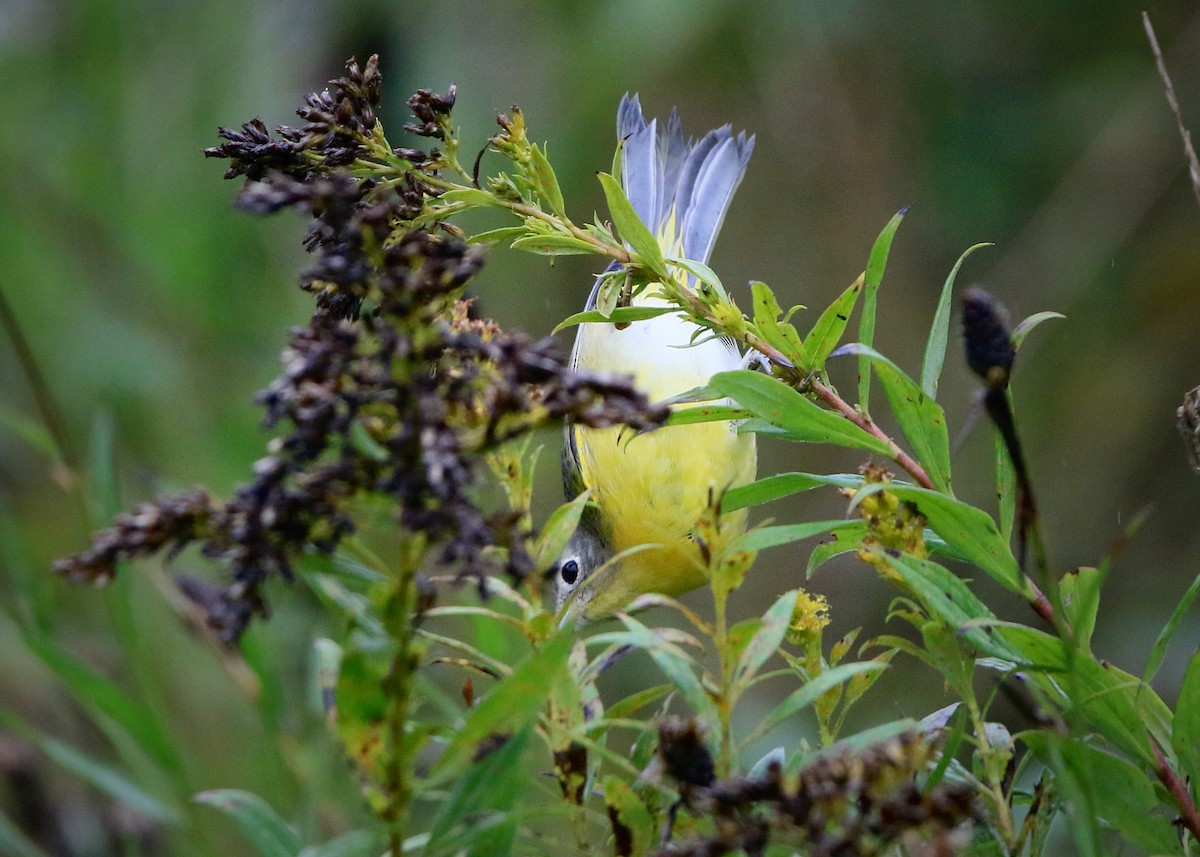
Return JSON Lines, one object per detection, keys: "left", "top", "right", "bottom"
{"left": 383, "top": 535, "right": 425, "bottom": 856}
{"left": 964, "top": 694, "right": 1015, "bottom": 848}
{"left": 712, "top": 586, "right": 734, "bottom": 778}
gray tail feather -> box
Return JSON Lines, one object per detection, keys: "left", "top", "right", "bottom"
{"left": 617, "top": 93, "right": 754, "bottom": 266}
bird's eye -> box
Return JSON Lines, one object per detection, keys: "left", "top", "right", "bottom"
{"left": 560, "top": 559, "right": 579, "bottom": 586}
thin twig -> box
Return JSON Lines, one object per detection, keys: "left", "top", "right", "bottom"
{"left": 1143, "top": 11, "right": 1200, "bottom": 210}
{"left": 0, "top": 279, "right": 77, "bottom": 470}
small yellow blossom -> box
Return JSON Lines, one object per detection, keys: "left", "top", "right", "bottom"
{"left": 786, "top": 587, "right": 831, "bottom": 649}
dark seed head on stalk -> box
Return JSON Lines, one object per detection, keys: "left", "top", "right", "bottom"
{"left": 962, "top": 287, "right": 1015, "bottom": 389}
{"left": 654, "top": 727, "right": 978, "bottom": 857}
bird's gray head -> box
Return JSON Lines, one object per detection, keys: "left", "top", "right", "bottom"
{"left": 552, "top": 521, "right": 614, "bottom": 620}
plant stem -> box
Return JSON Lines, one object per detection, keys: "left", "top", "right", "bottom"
{"left": 712, "top": 585, "right": 734, "bottom": 778}
{"left": 1152, "top": 738, "right": 1200, "bottom": 843}
{"left": 383, "top": 536, "right": 424, "bottom": 856}
{"left": 809, "top": 378, "right": 934, "bottom": 489}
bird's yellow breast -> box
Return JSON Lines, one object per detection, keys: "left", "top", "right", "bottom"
{"left": 570, "top": 298, "right": 757, "bottom": 615}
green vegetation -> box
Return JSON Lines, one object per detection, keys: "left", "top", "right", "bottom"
{"left": 3, "top": 8, "right": 1200, "bottom": 856}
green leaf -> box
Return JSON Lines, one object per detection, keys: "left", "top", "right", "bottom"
{"left": 1143, "top": 570, "right": 1200, "bottom": 682}
{"left": 1027, "top": 736, "right": 1100, "bottom": 857}
{"left": 597, "top": 172, "right": 668, "bottom": 278}
{"left": 195, "top": 790, "right": 302, "bottom": 857}
{"left": 430, "top": 632, "right": 573, "bottom": 784}
{"left": 723, "top": 472, "right": 863, "bottom": 512}
{"left": 664, "top": 404, "right": 752, "bottom": 428}
{"left": 0, "top": 407, "right": 61, "bottom": 461}
{"left": 552, "top": 304, "right": 677, "bottom": 334}
{"left": 668, "top": 256, "right": 728, "bottom": 300}
{"left": 1025, "top": 733, "right": 1178, "bottom": 856}
{"left": 426, "top": 726, "right": 531, "bottom": 856}
{"left": 604, "top": 684, "right": 673, "bottom": 720}
{"left": 786, "top": 719, "right": 918, "bottom": 774}
{"left": 0, "top": 710, "right": 181, "bottom": 826}
{"left": 709, "top": 370, "right": 892, "bottom": 456}
{"left": 1059, "top": 567, "right": 1102, "bottom": 653}
{"left": 1012, "top": 311, "right": 1065, "bottom": 351}
{"left": 733, "top": 591, "right": 798, "bottom": 695}
{"left": 1173, "top": 650, "right": 1200, "bottom": 785}
{"left": 852, "top": 483, "right": 1024, "bottom": 594}
{"left": 920, "top": 242, "right": 991, "bottom": 399}
{"left": 19, "top": 632, "right": 182, "bottom": 774}
{"left": 867, "top": 549, "right": 1019, "bottom": 661}
{"left": 297, "top": 831, "right": 383, "bottom": 857}
{"left": 995, "top": 408, "right": 1017, "bottom": 544}
{"left": 806, "top": 522, "right": 870, "bottom": 578}
{"left": 470, "top": 226, "right": 528, "bottom": 245}
{"left": 593, "top": 269, "right": 625, "bottom": 318}
{"left": 741, "top": 662, "right": 890, "bottom": 749}
{"left": 533, "top": 491, "right": 591, "bottom": 571}
{"left": 592, "top": 617, "right": 718, "bottom": 724}
{"left": 733, "top": 521, "right": 850, "bottom": 553}
{"left": 750, "top": 281, "right": 804, "bottom": 364}
{"left": 529, "top": 143, "right": 565, "bottom": 215}
{"left": 834, "top": 345, "right": 952, "bottom": 493}
{"left": 858, "top": 208, "right": 906, "bottom": 412}
{"left": 801, "top": 275, "right": 863, "bottom": 371}
{"left": 439, "top": 187, "right": 503, "bottom": 208}
{"left": 510, "top": 234, "right": 598, "bottom": 256}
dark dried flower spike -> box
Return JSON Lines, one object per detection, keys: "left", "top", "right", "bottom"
{"left": 657, "top": 717, "right": 715, "bottom": 789}
{"left": 962, "top": 286, "right": 1015, "bottom": 387}
{"left": 405, "top": 84, "right": 458, "bottom": 139}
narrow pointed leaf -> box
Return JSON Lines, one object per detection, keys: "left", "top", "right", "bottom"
{"left": 851, "top": 482, "right": 1023, "bottom": 594}
{"left": 858, "top": 208, "right": 906, "bottom": 411}
{"left": 1173, "top": 650, "right": 1200, "bottom": 785}
{"left": 709, "top": 370, "right": 891, "bottom": 456}
{"left": 597, "top": 172, "right": 667, "bottom": 278}
{"left": 741, "top": 662, "right": 888, "bottom": 748}
{"left": 1012, "top": 311, "right": 1065, "bottom": 351}
{"left": 734, "top": 521, "right": 850, "bottom": 553}
{"left": 834, "top": 345, "right": 951, "bottom": 493}
{"left": 553, "top": 305, "right": 678, "bottom": 334}
{"left": 510, "top": 234, "right": 598, "bottom": 256}
{"left": 665, "top": 405, "right": 751, "bottom": 427}
{"left": 533, "top": 491, "right": 591, "bottom": 571}
{"left": 733, "top": 591, "right": 799, "bottom": 694}
{"left": 194, "top": 790, "right": 301, "bottom": 857}
{"left": 723, "top": 472, "right": 863, "bottom": 512}
{"left": 802, "top": 274, "right": 863, "bottom": 371}
{"left": 806, "top": 522, "right": 870, "bottom": 578}
{"left": 921, "top": 243, "right": 991, "bottom": 398}
{"left": 529, "top": 143, "right": 565, "bottom": 215}
{"left": 430, "top": 632, "right": 572, "bottom": 783}
{"left": 1144, "top": 570, "right": 1200, "bottom": 682}
{"left": 750, "top": 281, "right": 804, "bottom": 364}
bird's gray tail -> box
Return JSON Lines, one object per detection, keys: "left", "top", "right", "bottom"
{"left": 616, "top": 93, "right": 754, "bottom": 267}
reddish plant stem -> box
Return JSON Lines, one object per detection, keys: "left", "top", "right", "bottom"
{"left": 809, "top": 378, "right": 934, "bottom": 490}
{"left": 1152, "top": 738, "right": 1200, "bottom": 843}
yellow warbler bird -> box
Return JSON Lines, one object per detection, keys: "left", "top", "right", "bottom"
{"left": 554, "top": 94, "right": 757, "bottom": 624}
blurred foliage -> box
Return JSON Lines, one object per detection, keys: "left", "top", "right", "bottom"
{"left": 2, "top": 1, "right": 1200, "bottom": 855}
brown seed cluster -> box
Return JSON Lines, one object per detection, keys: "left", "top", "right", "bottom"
{"left": 653, "top": 721, "right": 977, "bottom": 857}
{"left": 205, "top": 55, "right": 388, "bottom": 180}
{"left": 55, "top": 64, "right": 666, "bottom": 642}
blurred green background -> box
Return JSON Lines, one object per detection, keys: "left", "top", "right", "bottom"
{"left": 2, "top": 0, "right": 1200, "bottom": 853}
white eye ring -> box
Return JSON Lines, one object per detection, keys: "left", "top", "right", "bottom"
{"left": 559, "top": 558, "right": 580, "bottom": 586}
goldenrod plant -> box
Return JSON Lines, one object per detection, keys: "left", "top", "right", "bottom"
{"left": 10, "top": 56, "right": 1200, "bottom": 856}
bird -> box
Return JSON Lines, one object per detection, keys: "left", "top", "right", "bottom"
{"left": 554, "top": 94, "right": 757, "bottom": 624}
